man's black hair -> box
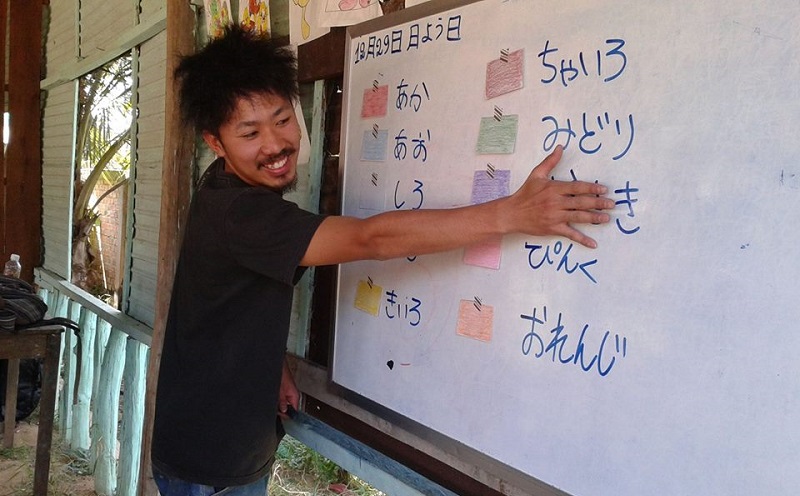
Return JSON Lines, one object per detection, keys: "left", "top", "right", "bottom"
{"left": 174, "top": 25, "right": 298, "bottom": 136}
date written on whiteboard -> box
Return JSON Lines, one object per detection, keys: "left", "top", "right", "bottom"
{"left": 520, "top": 306, "right": 628, "bottom": 377}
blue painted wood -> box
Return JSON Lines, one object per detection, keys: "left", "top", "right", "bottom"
{"left": 93, "top": 328, "right": 126, "bottom": 495}
{"left": 71, "top": 307, "right": 97, "bottom": 449}
{"left": 284, "top": 411, "right": 458, "bottom": 496}
{"left": 118, "top": 339, "right": 147, "bottom": 496}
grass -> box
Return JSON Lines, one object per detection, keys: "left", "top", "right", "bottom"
{"left": 270, "top": 435, "right": 386, "bottom": 496}
{"left": 1, "top": 419, "right": 385, "bottom": 495}
{"left": 0, "top": 445, "right": 31, "bottom": 461}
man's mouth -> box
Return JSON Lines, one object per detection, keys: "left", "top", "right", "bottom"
{"left": 259, "top": 156, "right": 288, "bottom": 170}
{"left": 258, "top": 149, "right": 294, "bottom": 171}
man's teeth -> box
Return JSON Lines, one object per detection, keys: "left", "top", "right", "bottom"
{"left": 260, "top": 156, "right": 288, "bottom": 170}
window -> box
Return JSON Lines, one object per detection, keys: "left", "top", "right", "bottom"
{"left": 71, "top": 55, "right": 133, "bottom": 308}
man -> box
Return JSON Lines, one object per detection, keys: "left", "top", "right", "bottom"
{"left": 151, "top": 25, "right": 614, "bottom": 496}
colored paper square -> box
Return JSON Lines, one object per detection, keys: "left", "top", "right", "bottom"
{"left": 486, "top": 49, "right": 525, "bottom": 99}
{"left": 456, "top": 300, "right": 494, "bottom": 342}
{"left": 354, "top": 280, "right": 383, "bottom": 316}
{"left": 361, "top": 129, "right": 389, "bottom": 161}
{"left": 361, "top": 85, "right": 389, "bottom": 118}
{"left": 359, "top": 171, "right": 385, "bottom": 211}
{"left": 476, "top": 115, "right": 519, "bottom": 155}
{"left": 471, "top": 169, "right": 511, "bottom": 204}
{"left": 464, "top": 236, "right": 502, "bottom": 270}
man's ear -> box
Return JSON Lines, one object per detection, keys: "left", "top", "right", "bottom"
{"left": 202, "top": 131, "right": 225, "bottom": 157}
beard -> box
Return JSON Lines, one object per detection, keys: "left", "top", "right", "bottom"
{"left": 278, "top": 174, "right": 298, "bottom": 195}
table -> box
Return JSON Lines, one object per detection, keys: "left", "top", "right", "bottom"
{"left": 1, "top": 326, "right": 64, "bottom": 496}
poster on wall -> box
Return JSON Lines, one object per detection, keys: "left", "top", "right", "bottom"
{"left": 203, "top": 0, "right": 233, "bottom": 39}
{"left": 240, "top": 0, "right": 271, "bottom": 36}
{"left": 290, "top": 0, "right": 330, "bottom": 45}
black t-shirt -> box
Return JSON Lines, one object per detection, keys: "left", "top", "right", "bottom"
{"left": 152, "top": 159, "right": 326, "bottom": 487}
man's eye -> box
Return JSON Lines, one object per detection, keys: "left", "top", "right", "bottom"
{"left": 242, "top": 132, "right": 257, "bottom": 138}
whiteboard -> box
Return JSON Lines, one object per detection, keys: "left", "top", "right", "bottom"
{"left": 332, "top": 1, "right": 800, "bottom": 495}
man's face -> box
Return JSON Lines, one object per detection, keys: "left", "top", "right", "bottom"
{"left": 203, "top": 93, "right": 300, "bottom": 194}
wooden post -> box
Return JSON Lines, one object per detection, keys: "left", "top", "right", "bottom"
{"left": 137, "top": 2, "right": 196, "bottom": 494}
{"left": 59, "top": 301, "right": 80, "bottom": 442}
{"left": 92, "top": 328, "right": 126, "bottom": 496}
{"left": 52, "top": 292, "right": 69, "bottom": 423}
{"left": 3, "top": 0, "right": 43, "bottom": 281}
{"left": 120, "top": 340, "right": 148, "bottom": 496}
{"left": 2, "top": 359, "right": 20, "bottom": 448}
{"left": 71, "top": 307, "right": 97, "bottom": 450}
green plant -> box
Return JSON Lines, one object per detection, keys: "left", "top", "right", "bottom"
{"left": 0, "top": 445, "right": 31, "bottom": 460}
{"left": 270, "top": 436, "right": 386, "bottom": 496}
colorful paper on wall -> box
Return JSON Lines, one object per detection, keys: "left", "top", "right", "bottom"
{"left": 240, "top": 0, "right": 271, "bottom": 36}
{"left": 486, "top": 49, "right": 525, "bottom": 99}
{"left": 354, "top": 279, "right": 383, "bottom": 316}
{"left": 317, "top": 0, "right": 383, "bottom": 28}
{"left": 361, "top": 85, "right": 389, "bottom": 118}
{"left": 456, "top": 299, "right": 494, "bottom": 342}
{"left": 476, "top": 115, "right": 519, "bottom": 154}
{"left": 361, "top": 129, "right": 389, "bottom": 161}
{"left": 290, "top": 0, "right": 330, "bottom": 45}
{"left": 359, "top": 171, "right": 386, "bottom": 212}
{"left": 204, "top": 0, "right": 233, "bottom": 39}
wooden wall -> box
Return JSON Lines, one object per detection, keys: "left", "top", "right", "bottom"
{"left": 1, "top": 0, "right": 44, "bottom": 282}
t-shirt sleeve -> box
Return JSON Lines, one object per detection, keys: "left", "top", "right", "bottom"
{"left": 223, "top": 190, "right": 326, "bottom": 285}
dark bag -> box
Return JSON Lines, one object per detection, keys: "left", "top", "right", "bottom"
{"left": 0, "top": 275, "right": 80, "bottom": 332}
{"left": 0, "top": 358, "right": 43, "bottom": 422}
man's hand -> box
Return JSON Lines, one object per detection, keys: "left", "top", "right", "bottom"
{"left": 278, "top": 358, "right": 300, "bottom": 419}
{"left": 505, "top": 145, "right": 614, "bottom": 249}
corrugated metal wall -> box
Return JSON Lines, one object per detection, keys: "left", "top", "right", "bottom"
{"left": 41, "top": 0, "right": 166, "bottom": 329}
{"left": 41, "top": 0, "right": 78, "bottom": 278}
{"left": 127, "top": 30, "right": 166, "bottom": 327}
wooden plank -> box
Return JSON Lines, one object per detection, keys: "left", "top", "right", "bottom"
{"left": 51, "top": 292, "right": 69, "bottom": 422}
{"left": 0, "top": 0, "right": 7, "bottom": 241}
{"left": 138, "top": 2, "right": 195, "bottom": 494}
{"left": 2, "top": 359, "right": 20, "bottom": 448}
{"left": 33, "top": 332, "right": 62, "bottom": 495}
{"left": 71, "top": 307, "right": 97, "bottom": 450}
{"left": 119, "top": 339, "right": 148, "bottom": 496}
{"left": 4, "top": 0, "right": 43, "bottom": 280}
{"left": 93, "top": 328, "right": 126, "bottom": 496}
{"left": 284, "top": 410, "right": 457, "bottom": 496}
{"left": 60, "top": 301, "right": 82, "bottom": 444}
{"left": 297, "top": 28, "right": 347, "bottom": 83}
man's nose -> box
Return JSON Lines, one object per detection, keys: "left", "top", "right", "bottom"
{"left": 258, "top": 128, "right": 284, "bottom": 155}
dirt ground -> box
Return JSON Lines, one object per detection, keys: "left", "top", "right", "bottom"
{"left": 0, "top": 417, "right": 95, "bottom": 496}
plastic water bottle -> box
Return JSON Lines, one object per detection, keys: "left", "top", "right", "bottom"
{"left": 3, "top": 253, "right": 21, "bottom": 278}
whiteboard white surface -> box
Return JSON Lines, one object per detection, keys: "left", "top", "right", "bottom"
{"left": 332, "top": 1, "right": 800, "bottom": 495}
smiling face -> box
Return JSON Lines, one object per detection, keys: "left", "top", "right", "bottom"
{"left": 203, "top": 92, "right": 300, "bottom": 194}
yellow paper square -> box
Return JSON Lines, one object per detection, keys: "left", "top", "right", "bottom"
{"left": 354, "top": 280, "right": 382, "bottom": 316}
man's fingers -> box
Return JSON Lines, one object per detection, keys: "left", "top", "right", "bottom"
{"left": 566, "top": 195, "right": 616, "bottom": 213}
{"left": 556, "top": 225, "right": 598, "bottom": 249}
{"left": 567, "top": 209, "right": 611, "bottom": 225}
{"left": 530, "top": 145, "right": 564, "bottom": 178}
{"left": 559, "top": 180, "right": 609, "bottom": 198}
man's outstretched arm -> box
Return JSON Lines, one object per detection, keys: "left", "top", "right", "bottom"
{"left": 301, "top": 146, "right": 614, "bottom": 267}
